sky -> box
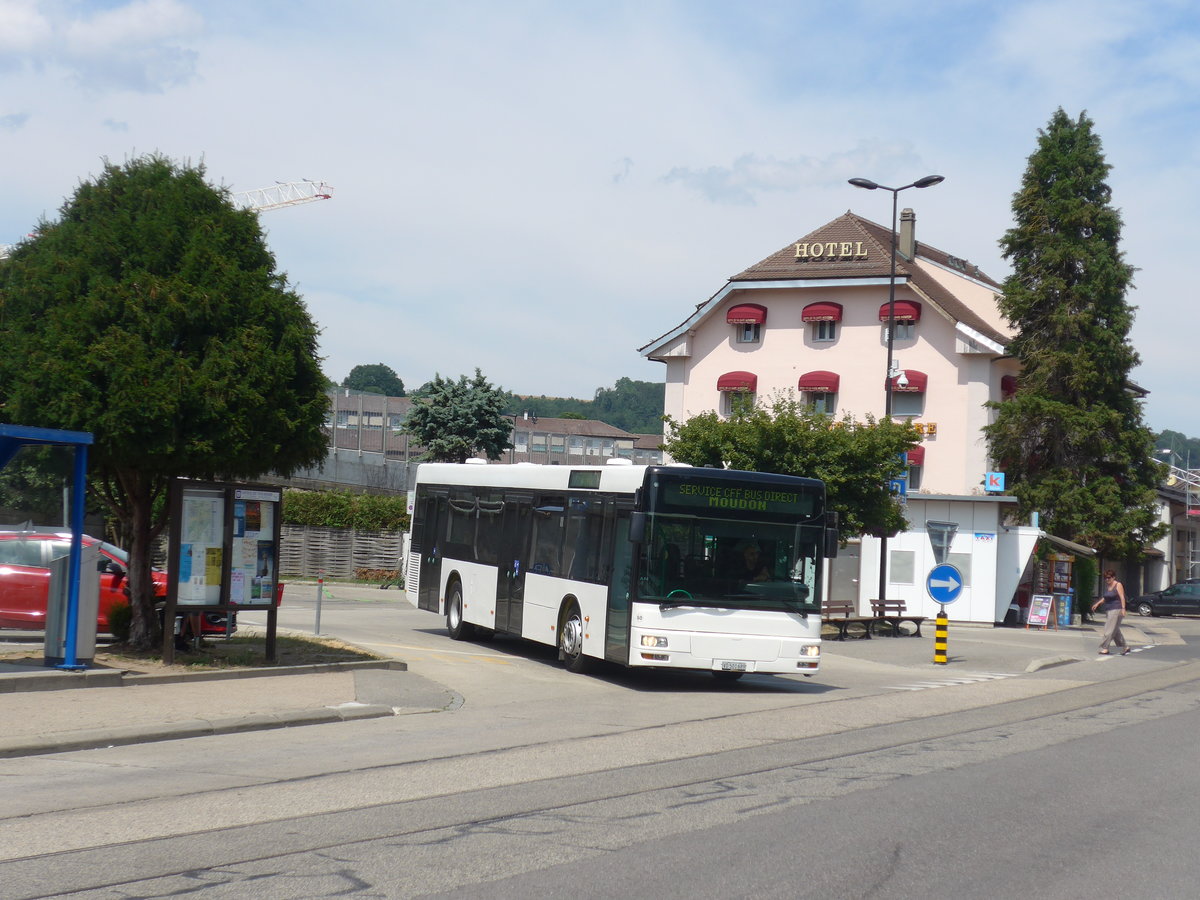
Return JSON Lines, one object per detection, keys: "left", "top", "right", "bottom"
{"left": 2, "top": 0, "right": 1199, "bottom": 435}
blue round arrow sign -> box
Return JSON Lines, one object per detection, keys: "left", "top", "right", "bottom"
{"left": 926, "top": 563, "right": 963, "bottom": 604}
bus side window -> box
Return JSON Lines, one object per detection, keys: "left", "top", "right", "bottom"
{"left": 474, "top": 492, "right": 505, "bottom": 566}
{"left": 565, "top": 497, "right": 604, "bottom": 582}
{"left": 530, "top": 496, "right": 565, "bottom": 576}
{"left": 445, "top": 489, "right": 476, "bottom": 561}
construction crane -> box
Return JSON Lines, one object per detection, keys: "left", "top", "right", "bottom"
{"left": 0, "top": 179, "right": 333, "bottom": 258}
{"left": 231, "top": 179, "right": 334, "bottom": 212}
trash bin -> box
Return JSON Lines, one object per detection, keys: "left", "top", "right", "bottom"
{"left": 44, "top": 543, "right": 101, "bottom": 666}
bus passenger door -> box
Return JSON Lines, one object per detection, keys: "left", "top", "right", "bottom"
{"left": 495, "top": 493, "right": 531, "bottom": 635}
{"left": 605, "top": 507, "right": 633, "bottom": 664}
{"left": 415, "top": 489, "right": 447, "bottom": 613}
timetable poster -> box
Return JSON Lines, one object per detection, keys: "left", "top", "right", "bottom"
{"left": 178, "top": 492, "right": 224, "bottom": 604}
{"left": 231, "top": 496, "right": 278, "bottom": 607}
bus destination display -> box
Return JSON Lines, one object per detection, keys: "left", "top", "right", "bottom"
{"left": 657, "top": 478, "right": 816, "bottom": 518}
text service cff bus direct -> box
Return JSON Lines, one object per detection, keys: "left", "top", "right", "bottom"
{"left": 405, "top": 462, "right": 839, "bottom": 681}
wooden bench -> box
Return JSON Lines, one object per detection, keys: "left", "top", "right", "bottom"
{"left": 870, "top": 601, "right": 927, "bottom": 637}
{"left": 821, "top": 602, "right": 876, "bottom": 641}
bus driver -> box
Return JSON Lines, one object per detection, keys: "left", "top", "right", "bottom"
{"left": 737, "top": 542, "right": 770, "bottom": 582}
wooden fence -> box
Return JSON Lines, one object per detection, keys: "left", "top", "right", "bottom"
{"left": 279, "top": 525, "right": 403, "bottom": 580}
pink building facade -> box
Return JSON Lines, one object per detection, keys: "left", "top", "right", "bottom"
{"left": 639, "top": 209, "right": 1044, "bottom": 623}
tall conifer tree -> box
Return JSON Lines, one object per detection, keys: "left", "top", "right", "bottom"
{"left": 985, "top": 109, "right": 1164, "bottom": 559}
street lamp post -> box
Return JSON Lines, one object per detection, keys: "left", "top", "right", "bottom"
{"left": 849, "top": 174, "right": 944, "bottom": 609}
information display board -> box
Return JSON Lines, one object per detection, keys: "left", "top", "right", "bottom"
{"left": 164, "top": 479, "right": 283, "bottom": 662}
{"left": 231, "top": 489, "right": 279, "bottom": 608}
{"left": 1027, "top": 593, "right": 1056, "bottom": 629}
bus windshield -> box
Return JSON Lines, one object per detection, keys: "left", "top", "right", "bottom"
{"left": 637, "top": 512, "right": 823, "bottom": 613}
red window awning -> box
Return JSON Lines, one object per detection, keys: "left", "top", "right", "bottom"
{"left": 890, "top": 369, "right": 927, "bottom": 393}
{"left": 726, "top": 303, "right": 767, "bottom": 325}
{"left": 1001, "top": 375, "right": 1018, "bottom": 396}
{"left": 801, "top": 302, "right": 842, "bottom": 322}
{"left": 717, "top": 371, "right": 757, "bottom": 392}
{"left": 906, "top": 446, "right": 925, "bottom": 466}
{"left": 797, "top": 370, "right": 839, "bottom": 393}
{"left": 878, "top": 300, "right": 922, "bottom": 322}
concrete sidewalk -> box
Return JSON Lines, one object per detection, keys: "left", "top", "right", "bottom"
{"left": 0, "top": 655, "right": 463, "bottom": 759}
{"left": 0, "top": 616, "right": 1176, "bottom": 760}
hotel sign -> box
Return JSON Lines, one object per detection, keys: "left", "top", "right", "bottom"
{"left": 794, "top": 241, "right": 868, "bottom": 260}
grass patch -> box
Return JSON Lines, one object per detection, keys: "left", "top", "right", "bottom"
{"left": 168, "top": 634, "right": 383, "bottom": 670}
{"left": 1, "top": 633, "right": 384, "bottom": 675}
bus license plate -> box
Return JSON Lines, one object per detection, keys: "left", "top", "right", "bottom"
{"left": 719, "top": 661, "right": 747, "bottom": 672}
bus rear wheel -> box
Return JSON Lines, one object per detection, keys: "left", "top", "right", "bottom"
{"left": 446, "top": 581, "right": 476, "bottom": 640}
{"left": 558, "top": 601, "right": 590, "bottom": 673}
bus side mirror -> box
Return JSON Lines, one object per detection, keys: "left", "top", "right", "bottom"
{"left": 824, "top": 511, "right": 840, "bottom": 559}
{"left": 629, "top": 512, "right": 646, "bottom": 543}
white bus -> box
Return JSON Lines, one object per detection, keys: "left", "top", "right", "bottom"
{"left": 405, "top": 461, "right": 838, "bottom": 680}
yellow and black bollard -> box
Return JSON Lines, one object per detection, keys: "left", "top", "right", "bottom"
{"left": 933, "top": 606, "right": 949, "bottom": 665}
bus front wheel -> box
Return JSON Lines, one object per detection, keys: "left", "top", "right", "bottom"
{"left": 446, "top": 581, "right": 476, "bottom": 641}
{"left": 558, "top": 601, "right": 590, "bottom": 673}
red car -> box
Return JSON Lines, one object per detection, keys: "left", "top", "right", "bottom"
{"left": 0, "top": 531, "right": 186, "bottom": 633}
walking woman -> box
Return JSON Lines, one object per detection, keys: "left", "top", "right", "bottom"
{"left": 1091, "top": 570, "right": 1130, "bottom": 655}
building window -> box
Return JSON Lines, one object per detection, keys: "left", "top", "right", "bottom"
{"left": 891, "top": 321, "right": 916, "bottom": 341}
{"left": 805, "top": 392, "right": 836, "bottom": 415}
{"left": 891, "top": 393, "right": 924, "bottom": 417}
{"left": 889, "top": 549, "right": 915, "bottom": 584}
{"left": 813, "top": 321, "right": 837, "bottom": 342}
{"left": 736, "top": 323, "right": 761, "bottom": 343}
{"left": 907, "top": 465, "right": 922, "bottom": 491}
{"left": 721, "top": 391, "right": 755, "bottom": 416}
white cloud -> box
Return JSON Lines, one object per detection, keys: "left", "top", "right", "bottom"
{"left": 1, "top": 0, "right": 1199, "bottom": 435}
{"left": 0, "top": 0, "right": 202, "bottom": 91}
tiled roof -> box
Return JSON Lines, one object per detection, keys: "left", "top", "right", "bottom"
{"left": 640, "top": 210, "right": 1008, "bottom": 353}
{"left": 511, "top": 417, "right": 638, "bottom": 439}
{"left": 729, "top": 212, "right": 1006, "bottom": 343}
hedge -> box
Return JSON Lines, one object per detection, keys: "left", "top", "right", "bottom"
{"left": 282, "top": 489, "right": 410, "bottom": 532}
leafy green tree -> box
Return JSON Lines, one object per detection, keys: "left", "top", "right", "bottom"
{"left": 664, "top": 398, "right": 918, "bottom": 538}
{"left": 504, "top": 394, "right": 590, "bottom": 421}
{"left": 0, "top": 446, "right": 79, "bottom": 525}
{"left": 592, "top": 378, "right": 665, "bottom": 433}
{"left": 342, "top": 363, "right": 405, "bottom": 397}
{"left": 1155, "top": 430, "right": 1200, "bottom": 469}
{"left": 0, "top": 155, "right": 329, "bottom": 649}
{"left": 497, "top": 378, "right": 665, "bottom": 433}
{"left": 403, "top": 369, "right": 511, "bottom": 463}
{"left": 984, "top": 109, "right": 1164, "bottom": 559}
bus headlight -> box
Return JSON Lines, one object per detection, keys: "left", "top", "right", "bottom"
{"left": 640, "top": 635, "right": 668, "bottom": 648}
{"left": 800, "top": 644, "right": 820, "bottom": 658}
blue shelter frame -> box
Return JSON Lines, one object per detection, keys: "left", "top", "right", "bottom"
{"left": 0, "top": 423, "right": 94, "bottom": 669}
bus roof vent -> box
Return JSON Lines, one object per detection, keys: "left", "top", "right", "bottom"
{"left": 606, "top": 458, "right": 634, "bottom": 466}
{"left": 464, "top": 458, "right": 489, "bottom": 465}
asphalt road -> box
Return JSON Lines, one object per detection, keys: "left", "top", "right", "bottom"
{"left": 3, "top": 588, "right": 1199, "bottom": 898}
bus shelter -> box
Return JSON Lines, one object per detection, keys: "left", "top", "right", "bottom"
{"left": 0, "top": 423, "right": 94, "bottom": 669}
